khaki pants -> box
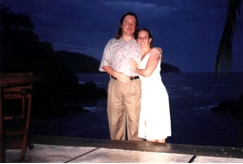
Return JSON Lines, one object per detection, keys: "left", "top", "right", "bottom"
{"left": 107, "top": 78, "right": 141, "bottom": 140}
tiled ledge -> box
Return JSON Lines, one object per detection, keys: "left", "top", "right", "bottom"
{"left": 31, "top": 135, "right": 243, "bottom": 159}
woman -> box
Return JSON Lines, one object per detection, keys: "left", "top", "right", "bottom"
{"left": 130, "top": 28, "right": 171, "bottom": 143}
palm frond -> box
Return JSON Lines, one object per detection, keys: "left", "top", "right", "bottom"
{"left": 215, "top": 0, "right": 241, "bottom": 77}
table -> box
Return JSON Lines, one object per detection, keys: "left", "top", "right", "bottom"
{"left": 0, "top": 74, "right": 40, "bottom": 86}
{"left": 0, "top": 73, "right": 41, "bottom": 162}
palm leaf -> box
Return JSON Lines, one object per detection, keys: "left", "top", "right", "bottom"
{"left": 215, "top": 0, "right": 241, "bottom": 77}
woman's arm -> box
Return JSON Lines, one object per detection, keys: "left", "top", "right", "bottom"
{"left": 130, "top": 55, "right": 160, "bottom": 77}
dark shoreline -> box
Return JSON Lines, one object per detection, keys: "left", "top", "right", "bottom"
{"left": 29, "top": 72, "right": 243, "bottom": 148}
{"left": 30, "top": 99, "right": 243, "bottom": 148}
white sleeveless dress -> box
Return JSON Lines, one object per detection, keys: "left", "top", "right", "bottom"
{"left": 138, "top": 54, "right": 171, "bottom": 140}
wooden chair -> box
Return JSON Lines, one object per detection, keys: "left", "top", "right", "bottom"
{"left": 1, "top": 73, "right": 34, "bottom": 162}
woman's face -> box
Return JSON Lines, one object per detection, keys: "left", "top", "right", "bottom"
{"left": 137, "top": 30, "right": 152, "bottom": 48}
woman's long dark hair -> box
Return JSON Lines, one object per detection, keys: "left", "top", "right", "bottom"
{"left": 115, "top": 12, "right": 139, "bottom": 39}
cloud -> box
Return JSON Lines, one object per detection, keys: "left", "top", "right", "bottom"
{"left": 1, "top": 0, "right": 242, "bottom": 72}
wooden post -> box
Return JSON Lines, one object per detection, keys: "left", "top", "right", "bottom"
{"left": 0, "top": 86, "right": 6, "bottom": 162}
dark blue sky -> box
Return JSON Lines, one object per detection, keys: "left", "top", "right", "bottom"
{"left": 2, "top": 0, "right": 243, "bottom": 72}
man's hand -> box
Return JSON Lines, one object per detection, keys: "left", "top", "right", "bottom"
{"left": 150, "top": 47, "right": 162, "bottom": 59}
{"left": 115, "top": 72, "right": 130, "bottom": 83}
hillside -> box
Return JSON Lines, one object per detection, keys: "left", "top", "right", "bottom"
{"left": 161, "top": 63, "right": 181, "bottom": 73}
{"left": 54, "top": 51, "right": 100, "bottom": 73}
{"left": 54, "top": 51, "right": 181, "bottom": 73}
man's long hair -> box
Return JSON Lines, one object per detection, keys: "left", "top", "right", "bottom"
{"left": 115, "top": 12, "right": 139, "bottom": 39}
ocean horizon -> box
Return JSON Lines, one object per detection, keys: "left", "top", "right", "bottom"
{"left": 30, "top": 72, "right": 243, "bottom": 147}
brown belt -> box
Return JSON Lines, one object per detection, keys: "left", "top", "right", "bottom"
{"left": 110, "top": 76, "right": 139, "bottom": 81}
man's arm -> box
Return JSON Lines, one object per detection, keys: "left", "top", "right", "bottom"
{"left": 150, "top": 47, "right": 162, "bottom": 58}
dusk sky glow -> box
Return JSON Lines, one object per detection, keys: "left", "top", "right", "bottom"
{"left": 2, "top": 0, "right": 243, "bottom": 72}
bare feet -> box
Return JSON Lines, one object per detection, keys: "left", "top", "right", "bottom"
{"left": 147, "top": 139, "right": 166, "bottom": 143}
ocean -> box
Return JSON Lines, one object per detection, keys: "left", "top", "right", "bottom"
{"left": 30, "top": 72, "right": 243, "bottom": 147}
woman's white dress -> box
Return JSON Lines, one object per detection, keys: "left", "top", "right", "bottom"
{"left": 138, "top": 54, "right": 171, "bottom": 140}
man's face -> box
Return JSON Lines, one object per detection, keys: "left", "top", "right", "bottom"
{"left": 121, "top": 15, "right": 136, "bottom": 37}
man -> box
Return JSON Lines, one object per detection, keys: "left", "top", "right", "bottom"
{"left": 99, "top": 12, "right": 161, "bottom": 140}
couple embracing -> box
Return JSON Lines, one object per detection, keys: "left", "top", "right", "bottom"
{"left": 99, "top": 12, "right": 171, "bottom": 143}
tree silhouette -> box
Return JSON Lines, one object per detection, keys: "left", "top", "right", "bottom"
{"left": 215, "top": 0, "right": 242, "bottom": 76}
{"left": 0, "top": 3, "right": 54, "bottom": 73}
{"left": 0, "top": 4, "right": 81, "bottom": 111}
